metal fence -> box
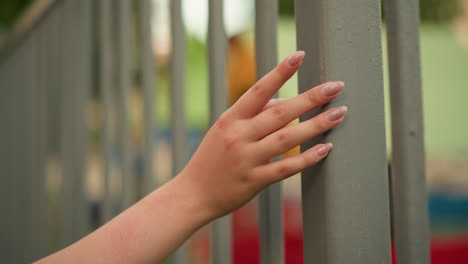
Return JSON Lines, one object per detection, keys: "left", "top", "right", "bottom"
{"left": 0, "top": 0, "right": 429, "bottom": 263}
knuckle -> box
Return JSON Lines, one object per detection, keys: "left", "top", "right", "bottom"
{"left": 271, "top": 105, "right": 287, "bottom": 120}
{"left": 277, "top": 132, "right": 289, "bottom": 143}
{"left": 223, "top": 133, "right": 241, "bottom": 151}
{"left": 216, "top": 111, "right": 232, "bottom": 130}
{"left": 250, "top": 83, "right": 267, "bottom": 97}
{"left": 277, "top": 163, "right": 292, "bottom": 176}
{"left": 276, "top": 132, "right": 291, "bottom": 149}
{"left": 306, "top": 89, "right": 321, "bottom": 105}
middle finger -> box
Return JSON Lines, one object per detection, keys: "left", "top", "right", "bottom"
{"left": 247, "top": 81, "right": 344, "bottom": 140}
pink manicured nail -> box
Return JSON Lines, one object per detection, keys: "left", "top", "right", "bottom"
{"left": 317, "top": 143, "right": 333, "bottom": 156}
{"left": 287, "top": 51, "right": 305, "bottom": 67}
{"left": 322, "top": 81, "right": 344, "bottom": 96}
{"left": 327, "top": 106, "right": 348, "bottom": 121}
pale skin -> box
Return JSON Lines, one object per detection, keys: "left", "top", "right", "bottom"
{"left": 36, "top": 51, "right": 347, "bottom": 264}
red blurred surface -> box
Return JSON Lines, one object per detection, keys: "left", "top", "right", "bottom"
{"left": 230, "top": 200, "right": 468, "bottom": 264}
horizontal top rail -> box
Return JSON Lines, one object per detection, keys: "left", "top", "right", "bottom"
{"left": 0, "top": 0, "right": 58, "bottom": 60}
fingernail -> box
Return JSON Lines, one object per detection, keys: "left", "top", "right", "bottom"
{"left": 317, "top": 143, "right": 333, "bottom": 156}
{"left": 322, "top": 81, "right": 344, "bottom": 96}
{"left": 327, "top": 106, "right": 348, "bottom": 121}
{"left": 287, "top": 51, "right": 305, "bottom": 67}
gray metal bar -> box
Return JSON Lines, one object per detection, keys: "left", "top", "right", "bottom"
{"left": 0, "top": 48, "right": 15, "bottom": 262}
{"left": 23, "top": 31, "right": 36, "bottom": 263}
{"left": 31, "top": 18, "right": 48, "bottom": 260}
{"left": 47, "top": 3, "right": 63, "bottom": 252}
{"left": 255, "top": 1, "right": 283, "bottom": 263}
{"left": 295, "top": 0, "right": 392, "bottom": 263}
{"left": 170, "top": 0, "right": 189, "bottom": 262}
{"left": 117, "top": 0, "right": 133, "bottom": 210}
{"left": 59, "top": 0, "right": 75, "bottom": 247}
{"left": 208, "top": 0, "right": 231, "bottom": 263}
{"left": 99, "top": 0, "right": 114, "bottom": 223}
{"left": 75, "top": 0, "right": 92, "bottom": 238}
{"left": 139, "top": 0, "right": 157, "bottom": 196}
{"left": 384, "top": 0, "right": 430, "bottom": 263}
{"left": 60, "top": 0, "right": 88, "bottom": 247}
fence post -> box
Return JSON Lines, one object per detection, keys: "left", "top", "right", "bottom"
{"left": 295, "top": 0, "right": 392, "bottom": 263}
{"left": 77, "top": 0, "right": 92, "bottom": 237}
{"left": 59, "top": 0, "right": 74, "bottom": 247}
{"left": 170, "top": 0, "right": 189, "bottom": 262}
{"left": 99, "top": 0, "right": 114, "bottom": 223}
{"left": 384, "top": 0, "right": 430, "bottom": 263}
{"left": 117, "top": 0, "right": 134, "bottom": 210}
{"left": 208, "top": 0, "right": 232, "bottom": 263}
{"left": 255, "top": 1, "right": 283, "bottom": 263}
{"left": 139, "top": 0, "right": 157, "bottom": 196}
{"left": 31, "top": 17, "right": 48, "bottom": 260}
{"left": 60, "top": 0, "right": 88, "bottom": 247}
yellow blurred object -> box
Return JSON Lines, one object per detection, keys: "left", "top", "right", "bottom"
{"left": 227, "top": 34, "right": 300, "bottom": 158}
{"left": 227, "top": 35, "right": 256, "bottom": 106}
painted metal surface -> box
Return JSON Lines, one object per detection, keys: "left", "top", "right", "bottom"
{"left": 139, "top": 0, "right": 157, "bottom": 196}
{"left": 99, "top": 0, "right": 114, "bottom": 223}
{"left": 255, "top": 1, "right": 284, "bottom": 264}
{"left": 0, "top": 0, "right": 432, "bottom": 263}
{"left": 60, "top": 0, "right": 88, "bottom": 248}
{"left": 384, "top": 0, "right": 430, "bottom": 263}
{"left": 208, "top": 0, "right": 232, "bottom": 263}
{"left": 117, "top": 0, "right": 134, "bottom": 210}
{"left": 295, "top": 0, "right": 392, "bottom": 263}
{"left": 170, "top": 0, "right": 189, "bottom": 262}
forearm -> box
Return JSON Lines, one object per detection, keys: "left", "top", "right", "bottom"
{"left": 35, "top": 52, "right": 345, "bottom": 263}
{"left": 36, "top": 176, "right": 212, "bottom": 264}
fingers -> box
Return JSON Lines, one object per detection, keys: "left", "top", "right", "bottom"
{"left": 248, "top": 81, "right": 344, "bottom": 139}
{"left": 230, "top": 51, "right": 305, "bottom": 118}
{"left": 253, "top": 106, "right": 347, "bottom": 162}
{"left": 252, "top": 143, "right": 334, "bottom": 185}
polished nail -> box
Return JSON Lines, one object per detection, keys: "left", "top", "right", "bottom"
{"left": 317, "top": 143, "right": 333, "bottom": 156}
{"left": 287, "top": 51, "right": 305, "bottom": 67}
{"left": 328, "top": 106, "right": 348, "bottom": 121}
{"left": 322, "top": 81, "right": 344, "bottom": 96}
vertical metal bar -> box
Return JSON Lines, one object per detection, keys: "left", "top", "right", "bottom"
{"left": 170, "top": 0, "right": 189, "bottom": 262}
{"left": 208, "top": 0, "right": 231, "bottom": 263}
{"left": 31, "top": 19, "right": 48, "bottom": 260}
{"left": 10, "top": 44, "right": 31, "bottom": 262}
{"left": 384, "top": 0, "right": 430, "bottom": 263}
{"left": 60, "top": 0, "right": 88, "bottom": 246}
{"left": 140, "top": 0, "right": 157, "bottom": 196}
{"left": 117, "top": 0, "right": 133, "bottom": 210}
{"left": 59, "top": 0, "right": 74, "bottom": 246}
{"left": 0, "top": 52, "right": 14, "bottom": 262}
{"left": 295, "top": 0, "right": 392, "bottom": 263}
{"left": 47, "top": 4, "right": 63, "bottom": 252}
{"left": 100, "top": 0, "right": 114, "bottom": 223}
{"left": 76, "top": 0, "right": 92, "bottom": 238}
{"left": 255, "top": 1, "right": 283, "bottom": 263}
{"left": 24, "top": 32, "right": 36, "bottom": 263}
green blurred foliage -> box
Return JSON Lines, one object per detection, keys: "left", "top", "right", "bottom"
{"left": 279, "top": 0, "right": 460, "bottom": 22}
{"left": 418, "top": 0, "right": 460, "bottom": 22}
{"left": 0, "top": 0, "right": 31, "bottom": 27}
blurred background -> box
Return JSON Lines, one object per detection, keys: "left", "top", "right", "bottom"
{"left": 1, "top": 0, "right": 467, "bottom": 263}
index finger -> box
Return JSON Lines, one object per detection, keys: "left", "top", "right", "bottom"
{"left": 230, "top": 51, "right": 305, "bottom": 118}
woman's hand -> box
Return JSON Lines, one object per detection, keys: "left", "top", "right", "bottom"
{"left": 179, "top": 51, "right": 347, "bottom": 220}
{"left": 36, "top": 51, "right": 347, "bottom": 264}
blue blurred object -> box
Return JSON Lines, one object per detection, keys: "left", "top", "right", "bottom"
{"left": 429, "top": 191, "right": 468, "bottom": 231}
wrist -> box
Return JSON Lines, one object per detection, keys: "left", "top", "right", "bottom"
{"left": 146, "top": 174, "right": 214, "bottom": 231}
